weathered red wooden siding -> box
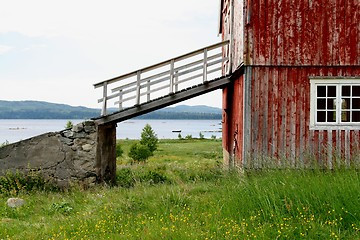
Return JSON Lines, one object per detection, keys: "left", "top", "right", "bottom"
{"left": 222, "top": 72, "right": 244, "bottom": 167}
{"left": 220, "top": 0, "right": 245, "bottom": 72}
{"left": 241, "top": 0, "right": 360, "bottom": 166}
{"left": 246, "top": 0, "right": 359, "bottom": 65}
{"left": 220, "top": 0, "right": 360, "bottom": 167}
{"left": 245, "top": 66, "right": 360, "bottom": 167}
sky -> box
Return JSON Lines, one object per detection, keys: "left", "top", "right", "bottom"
{"left": 0, "top": 0, "right": 223, "bottom": 109}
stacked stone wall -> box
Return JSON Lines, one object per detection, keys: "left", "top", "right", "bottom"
{"left": 0, "top": 121, "right": 106, "bottom": 187}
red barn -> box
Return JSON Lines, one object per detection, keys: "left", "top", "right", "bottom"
{"left": 219, "top": 0, "right": 360, "bottom": 168}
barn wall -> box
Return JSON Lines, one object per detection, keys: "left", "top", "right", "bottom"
{"left": 231, "top": 0, "right": 245, "bottom": 69}
{"left": 220, "top": 0, "right": 360, "bottom": 168}
{"left": 245, "top": 0, "right": 359, "bottom": 66}
{"left": 221, "top": 0, "right": 245, "bottom": 72}
{"left": 243, "top": 66, "right": 360, "bottom": 168}
{"left": 222, "top": 73, "right": 245, "bottom": 168}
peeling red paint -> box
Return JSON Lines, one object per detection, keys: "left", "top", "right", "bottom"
{"left": 247, "top": 0, "right": 359, "bottom": 65}
{"left": 232, "top": 66, "right": 360, "bottom": 166}
{"left": 220, "top": 0, "right": 360, "bottom": 167}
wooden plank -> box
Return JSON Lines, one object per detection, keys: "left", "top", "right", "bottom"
{"left": 140, "top": 76, "right": 171, "bottom": 89}
{"left": 259, "top": 67, "right": 266, "bottom": 160}
{"left": 272, "top": 67, "right": 279, "bottom": 159}
{"left": 112, "top": 69, "right": 171, "bottom": 93}
{"left": 94, "top": 72, "right": 137, "bottom": 89}
{"left": 98, "top": 91, "right": 121, "bottom": 103}
{"left": 178, "top": 67, "right": 222, "bottom": 84}
{"left": 252, "top": 68, "right": 259, "bottom": 162}
{"left": 295, "top": 0, "right": 303, "bottom": 65}
{"left": 276, "top": 1, "right": 284, "bottom": 65}
{"left": 243, "top": 66, "right": 252, "bottom": 167}
{"left": 177, "top": 58, "right": 224, "bottom": 78}
{"left": 114, "top": 95, "right": 136, "bottom": 105}
{"left": 136, "top": 71, "right": 141, "bottom": 105}
{"left": 118, "top": 90, "right": 123, "bottom": 110}
{"left": 203, "top": 49, "right": 208, "bottom": 82}
{"left": 327, "top": 130, "right": 333, "bottom": 168}
{"left": 174, "top": 40, "right": 230, "bottom": 62}
{"left": 170, "top": 59, "right": 175, "bottom": 94}
{"left": 101, "top": 82, "right": 108, "bottom": 116}
{"left": 175, "top": 53, "right": 222, "bottom": 73}
{"left": 174, "top": 71, "right": 179, "bottom": 92}
{"left": 267, "top": 67, "right": 273, "bottom": 159}
{"left": 117, "top": 85, "right": 137, "bottom": 96}
{"left": 115, "top": 84, "right": 171, "bottom": 106}
{"left": 176, "top": 72, "right": 204, "bottom": 85}
{"left": 290, "top": 68, "right": 296, "bottom": 166}
{"left": 143, "top": 84, "right": 170, "bottom": 96}
{"left": 111, "top": 80, "right": 138, "bottom": 93}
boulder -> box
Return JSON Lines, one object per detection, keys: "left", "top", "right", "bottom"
{"left": 7, "top": 198, "right": 25, "bottom": 208}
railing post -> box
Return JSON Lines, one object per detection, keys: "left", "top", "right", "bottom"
{"left": 203, "top": 48, "right": 208, "bottom": 83}
{"left": 136, "top": 71, "right": 141, "bottom": 105}
{"left": 101, "top": 82, "right": 108, "bottom": 116}
{"left": 147, "top": 79, "right": 151, "bottom": 102}
{"left": 222, "top": 44, "right": 226, "bottom": 76}
{"left": 118, "top": 89, "right": 123, "bottom": 110}
{"left": 169, "top": 59, "right": 175, "bottom": 94}
{"left": 174, "top": 70, "right": 179, "bottom": 92}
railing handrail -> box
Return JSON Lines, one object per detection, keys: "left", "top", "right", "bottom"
{"left": 93, "top": 40, "right": 229, "bottom": 88}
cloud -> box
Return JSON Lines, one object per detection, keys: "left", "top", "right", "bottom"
{"left": 0, "top": 0, "right": 222, "bottom": 108}
{"left": 0, "top": 0, "right": 218, "bottom": 38}
{"left": 0, "top": 45, "right": 12, "bottom": 55}
{"left": 0, "top": 32, "right": 101, "bottom": 79}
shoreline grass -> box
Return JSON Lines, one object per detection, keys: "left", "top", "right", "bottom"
{"left": 1, "top": 139, "right": 359, "bottom": 239}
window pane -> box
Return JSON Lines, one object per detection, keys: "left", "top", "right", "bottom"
{"left": 313, "top": 81, "right": 360, "bottom": 125}
{"left": 327, "top": 111, "right": 336, "bottom": 122}
{"left": 342, "top": 98, "right": 350, "bottom": 110}
{"left": 328, "top": 86, "right": 336, "bottom": 97}
{"left": 353, "top": 86, "right": 360, "bottom": 97}
{"left": 342, "top": 86, "right": 351, "bottom": 96}
{"left": 327, "top": 99, "right": 336, "bottom": 110}
{"left": 317, "top": 111, "right": 326, "bottom": 122}
{"left": 342, "top": 111, "right": 350, "bottom": 122}
{"left": 317, "top": 86, "right": 326, "bottom": 97}
{"left": 353, "top": 111, "right": 360, "bottom": 122}
{"left": 352, "top": 98, "right": 360, "bottom": 110}
{"left": 317, "top": 99, "right": 326, "bottom": 109}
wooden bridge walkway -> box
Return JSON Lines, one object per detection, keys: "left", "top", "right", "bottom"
{"left": 93, "top": 41, "right": 230, "bottom": 125}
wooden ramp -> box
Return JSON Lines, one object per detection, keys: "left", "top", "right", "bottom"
{"left": 92, "top": 41, "right": 230, "bottom": 125}
{"left": 93, "top": 76, "right": 230, "bottom": 125}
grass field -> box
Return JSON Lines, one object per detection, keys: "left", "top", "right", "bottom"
{"left": 0, "top": 139, "right": 360, "bottom": 239}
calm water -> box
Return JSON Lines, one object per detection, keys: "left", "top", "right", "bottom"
{"left": 0, "top": 119, "right": 222, "bottom": 144}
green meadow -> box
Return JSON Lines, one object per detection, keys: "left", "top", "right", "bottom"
{"left": 1, "top": 139, "right": 360, "bottom": 239}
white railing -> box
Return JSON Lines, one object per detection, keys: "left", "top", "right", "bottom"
{"left": 94, "top": 41, "right": 230, "bottom": 116}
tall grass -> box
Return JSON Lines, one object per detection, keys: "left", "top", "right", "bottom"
{"left": 0, "top": 139, "right": 359, "bottom": 239}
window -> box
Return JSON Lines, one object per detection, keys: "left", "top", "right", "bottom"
{"left": 310, "top": 78, "right": 360, "bottom": 129}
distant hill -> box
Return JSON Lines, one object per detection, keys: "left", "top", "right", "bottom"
{"left": 0, "top": 100, "right": 100, "bottom": 119}
{"left": 136, "top": 105, "right": 222, "bottom": 120}
{"left": 157, "top": 105, "right": 221, "bottom": 114}
{"left": 0, "top": 101, "right": 222, "bottom": 119}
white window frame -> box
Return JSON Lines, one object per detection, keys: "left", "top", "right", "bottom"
{"left": 310, "top": 77, "right": 360, "bottom": 130}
